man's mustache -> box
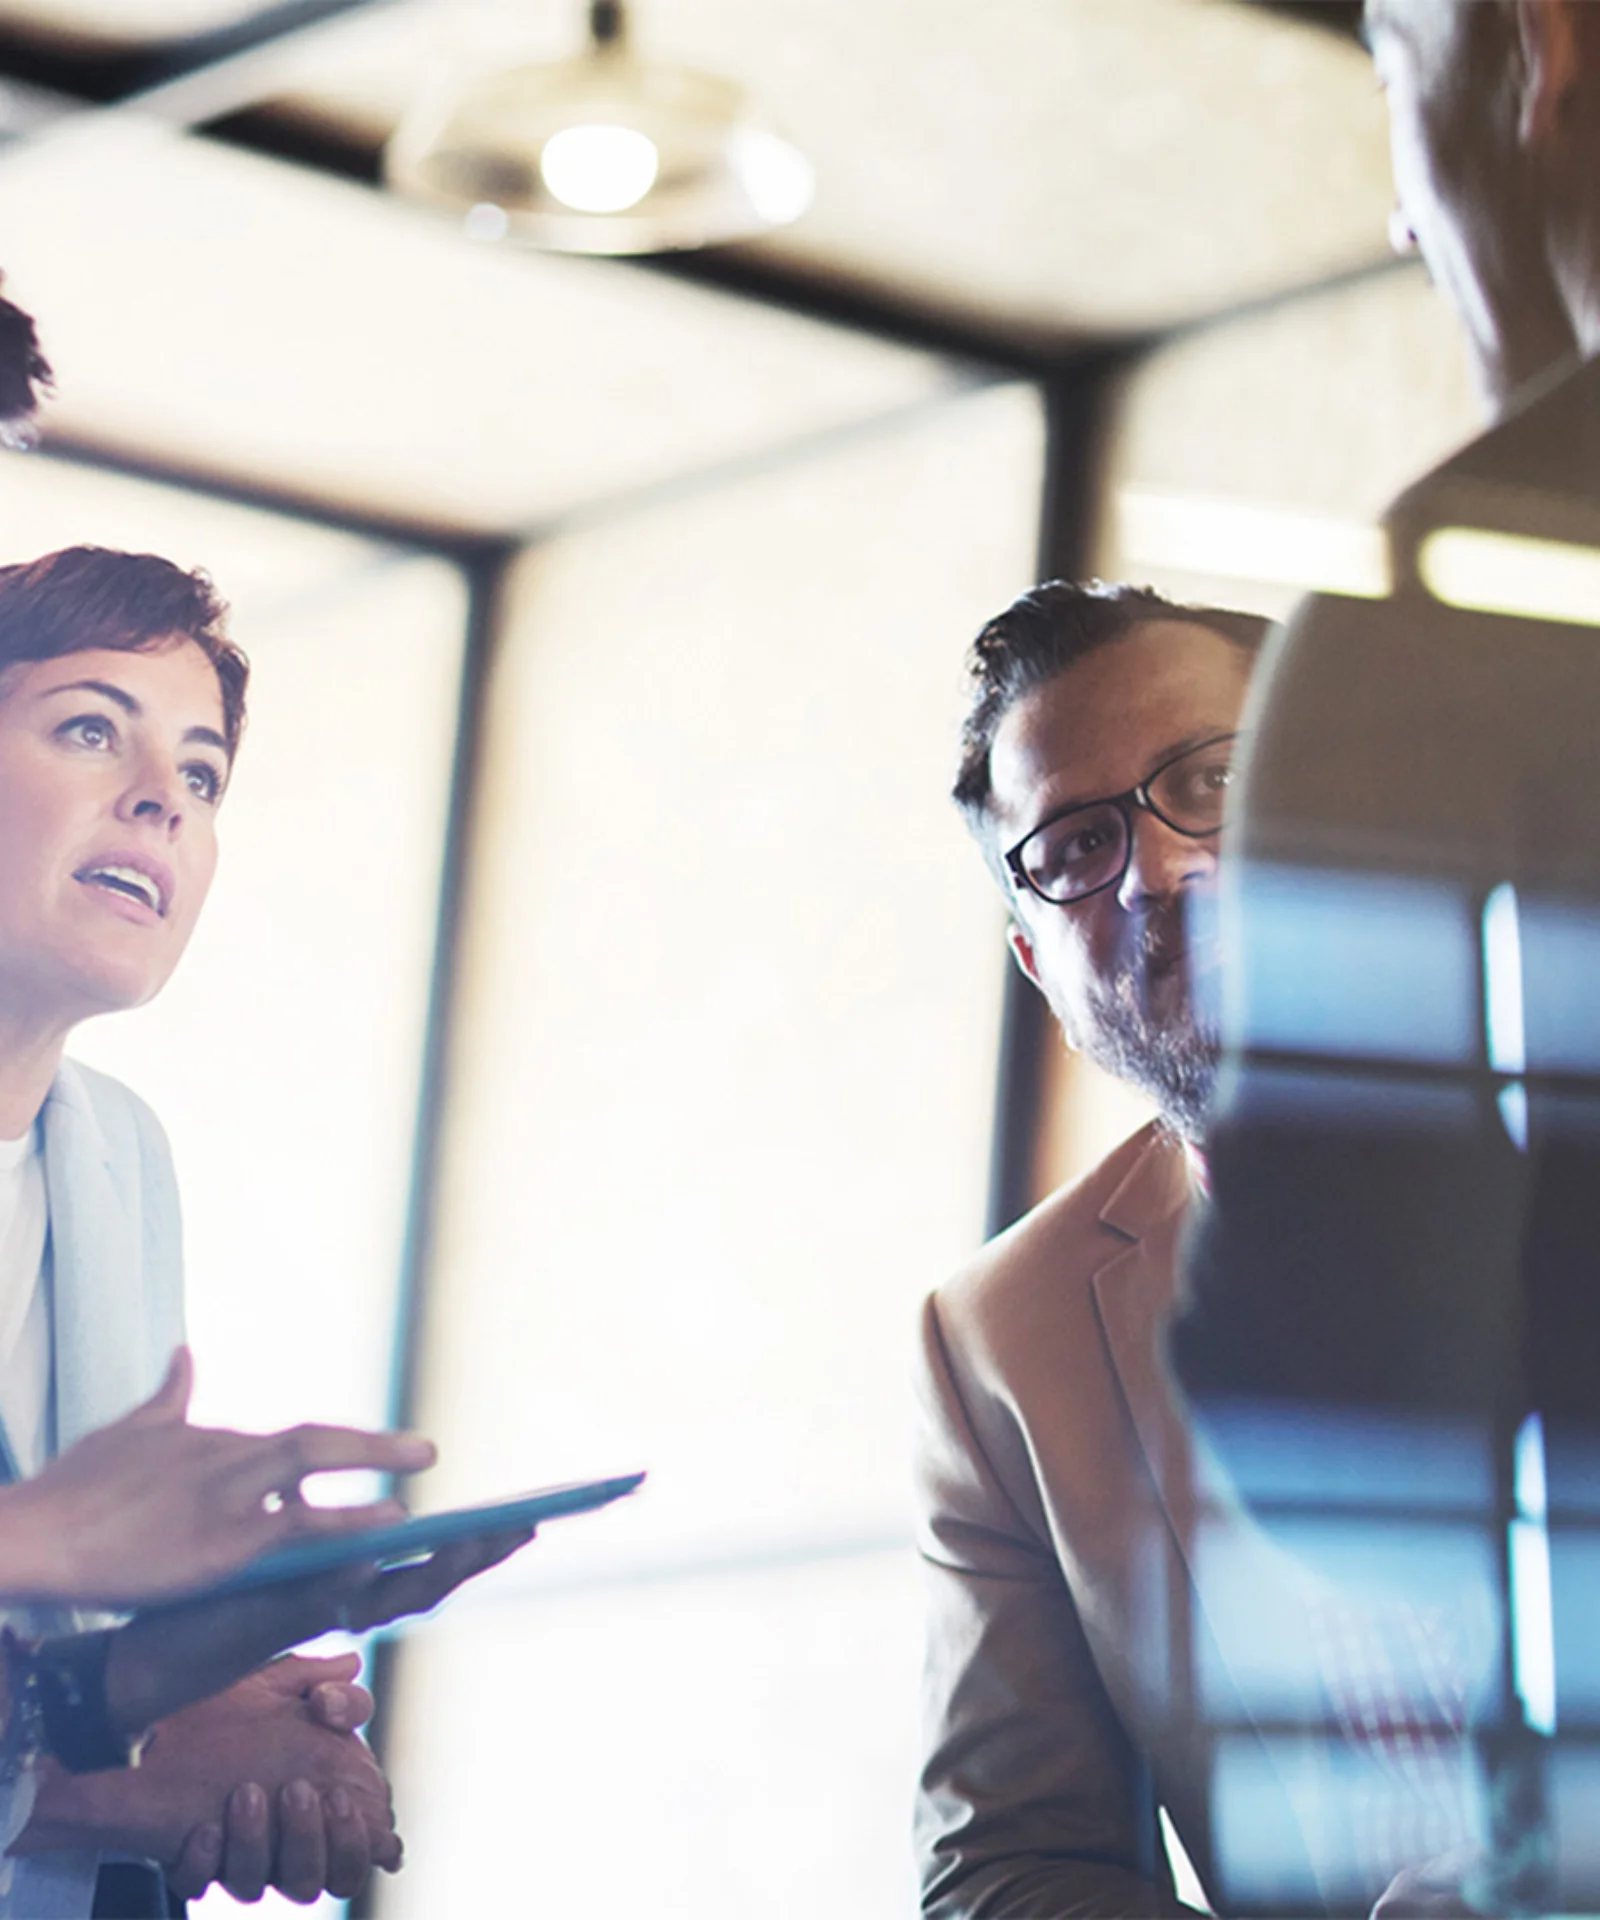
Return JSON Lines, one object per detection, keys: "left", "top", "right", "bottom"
{"left": 1124, "top": 899, "right": 1189, "bottom": 975}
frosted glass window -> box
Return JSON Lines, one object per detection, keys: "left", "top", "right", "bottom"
{"left": 383, "top": 381, "right": 1043, "bottom": 1918}
{"left": 1089, "top": 265, "right": 1480, "bottom": 625}
{"left": 385, "top": 1549, "right": 924, "bottom": 1920}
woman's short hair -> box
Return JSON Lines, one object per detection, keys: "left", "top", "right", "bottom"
{"left": 0, "top": 546, "right": 249, "bottom": 756}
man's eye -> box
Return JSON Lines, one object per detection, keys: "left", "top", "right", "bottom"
{"left": 1169, "top": 759, "right": 1234, "bottom": 808}
{"left": 1061, "top": 824, "right": 1114, "bottom": 861}
{"left": 1037, "top": 821, "right": 1113, "bottom": 878}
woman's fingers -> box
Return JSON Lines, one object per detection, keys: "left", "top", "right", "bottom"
{"left": 218, "top": 1781, "right": 271, "bottom": 1905}
{"left": 322, "top": 1786, "right": 375, "bottom": 1901}
{"left": 219, "top": 1424, "right": 434, "bottom": 1556}
{"left": 245, "top": 1424, "right": 436, "bottom": 1504}
{"left": 304, "top": 1677, "right": 375, "bottom": 1734}
{"left": 118, "top": 1345, "right": 193, "bottom": 1430}
{"left": 166, "top": 1820, "right": 223, "bottom": 1901}
{"left": 275, "top": 1780, "right": 328, "bottom": 1906}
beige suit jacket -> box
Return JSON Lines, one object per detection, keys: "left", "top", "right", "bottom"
{"left": 914, "top": 1121, "right": 1318, "bottom": 1919}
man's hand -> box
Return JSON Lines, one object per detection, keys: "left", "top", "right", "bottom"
{"left": 167, "top": 1774, "right": 393, "bottom": 1905}
{"left": 15, "top": 1655, "right": 400, "bottom": 1903}
{"left": 0, "top": 1347, "right": 437, "bottom": 1605}
{"left": 164, "top": 1655, "right": 390, "bottom": 1904}
{"left": 106, "top": 1528, "right": 530, "bottom": 1736}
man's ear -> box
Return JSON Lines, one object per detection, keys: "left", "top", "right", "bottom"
{"left": 1005, "top": 920, "right": 1041, "bottom": 989}
{"left": 1514, "top": 0, "right": 1582, "bottom": 147}
{"left": 1007, "top": 921, "right": 1080, "bottom": 1050}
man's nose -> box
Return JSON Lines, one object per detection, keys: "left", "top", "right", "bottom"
{"left": 1116, "top": 810, "right": 1217, "bottom": 912}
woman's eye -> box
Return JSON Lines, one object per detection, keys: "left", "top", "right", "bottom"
{"left": 183, "top": 763, "right": 222, "bottom": 803}
{"left": 60, "top": 714, "right": 115, "bottom": 750}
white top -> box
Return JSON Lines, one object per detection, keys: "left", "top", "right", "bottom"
{"left": 0, "top": 1130, "right": 50, "bottom": 1481}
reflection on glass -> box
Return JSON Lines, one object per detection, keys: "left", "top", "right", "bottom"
{"left": 1225, "top": 865, "right": 1479, "bottom": 1065}
{"left": 1419, "top": 527, "right": 1600, "bottom": 629}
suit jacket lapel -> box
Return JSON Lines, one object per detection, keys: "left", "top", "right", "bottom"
{"left": 1090, "top": 1158, "right": 1199, "bottom": 1568}
{"left": 40, "top": 1062, "right": 148, "bottom": 1457}
{"left": 1090, "top": 1135, "right": 1280, "bottom": 1598}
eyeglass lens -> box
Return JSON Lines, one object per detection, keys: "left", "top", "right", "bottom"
{"left": 1016, "top": 736, "right": 1236, "bottom": 903}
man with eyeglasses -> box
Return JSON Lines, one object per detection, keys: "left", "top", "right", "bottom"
{"left": 913, "top": 581, "right": 1271, "bottom": 1919}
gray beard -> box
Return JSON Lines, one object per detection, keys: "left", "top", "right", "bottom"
{"left": 1073, "top": 959, "right": 1217, "bottom": 1145}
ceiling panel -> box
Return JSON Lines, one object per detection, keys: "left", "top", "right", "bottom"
{"left": 239, "top": 0, "right": 1396, "bottom": 347}
{"left": 0, "top": 112, "right": 963, "bottom": 533}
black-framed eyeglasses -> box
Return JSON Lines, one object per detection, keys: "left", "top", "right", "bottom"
{"left": 1004, "top": 731, "right": 1242, "bottom": 907}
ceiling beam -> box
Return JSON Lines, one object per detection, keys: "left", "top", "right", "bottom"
{"left": 0, "top": 0, "right": 406, "bottom": 122}
{"left": 1243, "top": 1, "right": 1364, "bottom": 42}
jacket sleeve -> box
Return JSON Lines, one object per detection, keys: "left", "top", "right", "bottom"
{"left": 913, "top": 1290, "right": 1194, "bottom": 1919}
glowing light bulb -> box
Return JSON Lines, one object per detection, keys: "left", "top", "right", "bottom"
{"left": 540, "top": 125, "right": 660, "bottom": 214}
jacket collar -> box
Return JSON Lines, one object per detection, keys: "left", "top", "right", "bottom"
{"left": 1089, "top": 1126, "right": 1200, "bottom": 1545}
{"left": 1097, "top": 1119, "right": 1191, "bottom": 1243}
{"left": 39, "top": 1061, "right": 144, "bottom": 1457}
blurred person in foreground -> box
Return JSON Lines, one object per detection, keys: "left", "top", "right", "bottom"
{"left": 1170, "top": 1, "right": 1600, "bottom": 1910}
{"left": 915, "top": 582, "right": 1332, "bottom": 1918}
{"left": 0, "top": 543, "right": 522, "bottom": 1919}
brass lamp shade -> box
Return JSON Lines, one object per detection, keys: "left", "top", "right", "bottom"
{"left": 384, "top": 12, "right": 813, "bottom": 256}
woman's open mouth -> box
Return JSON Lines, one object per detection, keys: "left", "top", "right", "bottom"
{"left": 74, "top": 862, "right": 168, "bottom": 918}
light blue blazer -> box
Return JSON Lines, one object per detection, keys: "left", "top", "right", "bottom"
{"left": 41, "top": 1059, "right": 186, "bottom": 1459}
{"left": 0, "top": 1059, "right": 186, "bottom": 1919}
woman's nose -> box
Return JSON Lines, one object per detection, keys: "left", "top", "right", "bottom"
{"left": 117, "top": 757, "right": 187, "bottom": 833}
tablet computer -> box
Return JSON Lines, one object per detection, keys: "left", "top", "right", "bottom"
{"left": 171, "top": 1470, "right": 646, "bottom": 1603}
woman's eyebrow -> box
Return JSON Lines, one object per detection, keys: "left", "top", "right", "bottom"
{"left": 36, "top": 678, "right": 229, "bottom": 759}
{"left": 37, "top": 676, "right": 139, "bottom": 714}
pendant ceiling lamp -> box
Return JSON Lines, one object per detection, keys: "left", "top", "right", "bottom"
{"left": 385, "top": 0, "right": 814, "bottom": 255}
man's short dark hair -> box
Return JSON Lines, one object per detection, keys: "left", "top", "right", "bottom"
{"left": 0, "top": 285, "right": 51, "bottom": 440}
{"left": 953, "top": 579, "right": 1271, "bottom": 855}
{"left": 0, "top": 546, "right": 249, "bottom": 757}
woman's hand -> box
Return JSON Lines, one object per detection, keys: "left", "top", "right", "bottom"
{"left": 0, "top": 1347, "right": 436, "bottom": 1605}
{"left": 18, "top": 1655, "right": 401, "bottom": 1899}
